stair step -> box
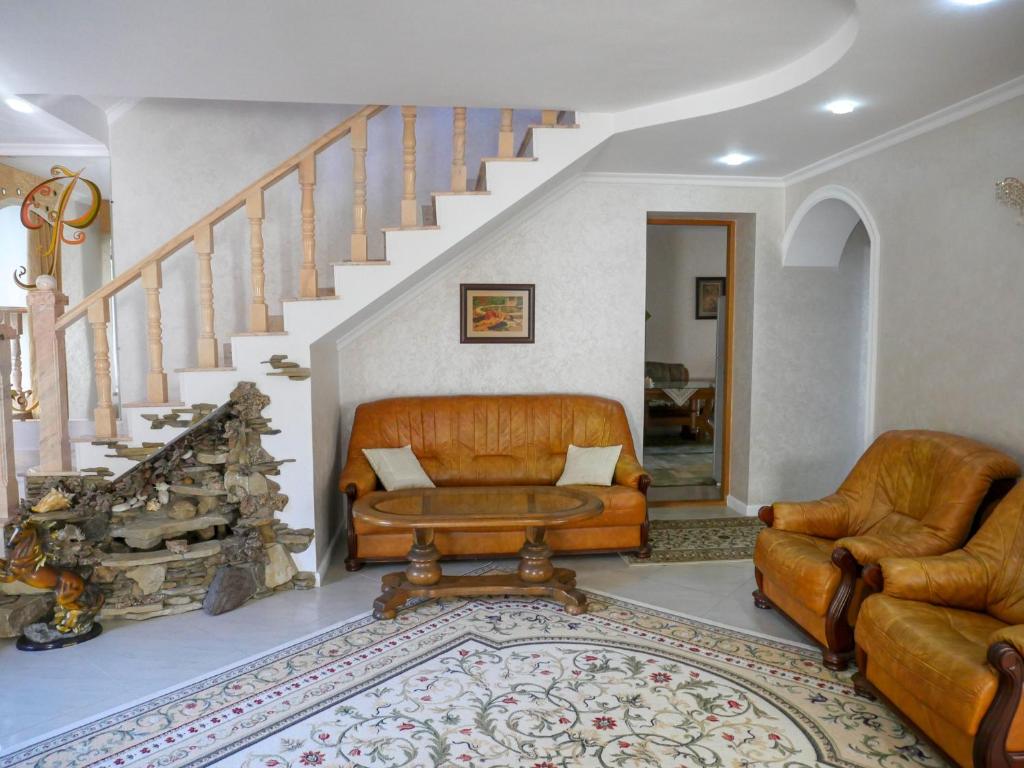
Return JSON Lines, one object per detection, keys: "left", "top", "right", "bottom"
{"left": 282, "top": 294, "right": 342, "bottom": 302}
{"left": 421, "top": 204, "right": 437, "bottom": 226}
{"left": 432, "top": 190, "right": 491, "bottom": 197}
{"left": 330, "top": 259, "right": 391, "bottom": 266}
{"left": 232, "top": 331, "right": 289, "bottom": 337}
{"left": 480, "top": 157, "right": 539, "bottom": 163}
{"left": 173, "top": 366, "right": 237, "bottom": 373}
{"left": 380, "top": 225, "right": 440, "bottom": 232}
{"left": 71, "top": 434, "right": 132, "bottom": 443}
{"left": 528, "top": 123, "right": 580, "bottom": 129}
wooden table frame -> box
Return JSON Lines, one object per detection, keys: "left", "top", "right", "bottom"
{"left": 354, "top": 487, "right": 602, "bottom": 620}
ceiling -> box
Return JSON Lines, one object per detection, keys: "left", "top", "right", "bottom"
{"left": 0, "top": 0, "right": 1022, "bottom": 179}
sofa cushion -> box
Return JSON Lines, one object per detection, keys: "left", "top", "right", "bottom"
{"left": 362, "top": 445, "right": 435, "bottom": 491}
{"left": 754, "top": 527, "right": 839, "bottom": 617}
{"left": 556, "top": 444, "right": 622, "bottom": 487}
{"left": 857, "top": 594, "right": 1002, "bottom": 739}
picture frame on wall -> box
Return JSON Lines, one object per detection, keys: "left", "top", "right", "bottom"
{"left": 695, "top": 277, "right": 726, "bottom": 320}
{"left": 460, "top": 283, "right": 535, "bottom": 344}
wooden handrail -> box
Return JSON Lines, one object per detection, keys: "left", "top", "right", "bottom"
{"left": 55, "top": 104, "right": 387, "bottom": 331}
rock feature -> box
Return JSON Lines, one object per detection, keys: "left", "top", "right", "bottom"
{"left": 204, "top": 565, "right": 259, "bottom": 615}
{"left": 0, "top": 594, "right": 54, "bottom": 638}
{"left": 9, "top": 382, "right": 314, "bottom": 632}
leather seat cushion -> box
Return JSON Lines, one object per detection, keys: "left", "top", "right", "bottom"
{"left": 754, "top": 528, "right": 840, "bottom": 617}
{"left": 858, "top": 594, "right": 1002, "bottom": 738}
{"left": 353, "top": 485, "right": 646, "bottom": 536}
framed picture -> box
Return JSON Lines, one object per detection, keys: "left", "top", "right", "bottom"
{"left": 695, "top": 277, "right": 726, "bottom": 320}
{"left": 460, "top": 283, "right": 535, "bottom": 344}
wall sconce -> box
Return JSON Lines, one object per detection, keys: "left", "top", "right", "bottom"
{"left": 996, "top": 177, "right": 1024, "bottom": 224}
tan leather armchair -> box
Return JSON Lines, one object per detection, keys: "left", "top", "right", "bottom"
{"left": 753, "top": 430, "right": 1019, "bottom": 670}
{"left": 856, "top": 480, "right": 1024, "bottom": 768}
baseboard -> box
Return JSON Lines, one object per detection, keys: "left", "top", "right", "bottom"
{"left": 314, "top": 522, "right": 347, "bottom": 587}
{"left": 726, "top": 495, "right": 765, "bottom": 517}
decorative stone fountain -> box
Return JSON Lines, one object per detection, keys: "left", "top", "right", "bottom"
{"left": 1, "top": 382, "right": 313, "bottom": 639}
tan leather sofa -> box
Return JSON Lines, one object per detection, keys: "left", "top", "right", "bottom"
{"left": 753, "top": 430, "right": 1020, "bottom": 670}
{"left": 338, "top": 394, "right": 651, "bottom": 571}
{"left": 856, "top": 480, "right": 1024, "bottom": 768}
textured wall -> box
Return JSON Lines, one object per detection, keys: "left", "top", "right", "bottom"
{"left": 337, "top": 179, "right": 784, "bottom": 502}
{"left": 786, "top": 94, "right": 1024, "bottom": 468}
{"left": 645, "top": 224, "right": 727, "bottom": 379}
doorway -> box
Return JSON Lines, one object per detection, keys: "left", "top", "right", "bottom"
{"left": 644, "top": 217, "right": 734, "bottom": 503}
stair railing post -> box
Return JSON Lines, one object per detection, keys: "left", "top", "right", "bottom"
{"left": 0, "top": 320, "right": 19, "bottom": 521}
{"left": 400, "top": 106, "right": 418, "bottom": 228}
{"left": 26, "top": 275, "right": 70, "bottom": 471}
{"left": 194, "top": 223, "right": 219, "bottom": 368}
{"left": 246, "top": 189, "right": 269, "bottom": 330}
{"left": 88, "top": 298, "right": 118, "bottom": 438}
{"left": 498, "top": 108, "right": 515, "bottom": 158}
{"left": 141, "top": 262, "right": 168, "bottom": 403}
{"left": 541, "top": 109, "right": 558, "bottom": 126}
{"left": 451, "top": 107, "right": 467, "bottom": 192}
{"left": 350, "top": 116, "right": 368, "bottom": 261}
{"left": 298, "top": 155, "right": 319, "bottom": 295}
{"left": 9, "top": 310, "right": 24, "bottom": 399}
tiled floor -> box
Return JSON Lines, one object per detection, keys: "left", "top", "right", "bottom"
{"left": 0, "top": 506, "right": 805, "bottom": 755}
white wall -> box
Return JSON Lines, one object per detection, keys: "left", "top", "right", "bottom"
{"left": 786, "top": 93, "right": 1024, "bottom": 470}
{"left": 0, "top": 206, "right": 27, "bottom": 308}
{"left": 645, "top": 224, "right": 726, "bottom": 379}
{"left": 108, "top": 99, "right": 539, "bottom": 404}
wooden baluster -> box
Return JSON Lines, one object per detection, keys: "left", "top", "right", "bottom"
{"left": 400, "top": 106, "right": 418, "bottom": 228}
{"left": 88, "top": 299, "right": 117, "bottom": 438}
{"left": 0, "top": 319, "right": 18, "bottom": 521}
{"left": 246, "top": 190, "right": 269, "bottom": 330}
{"left": 26, "top": 276, "right": 70, "bottom": 471}
{"left": 141, "top": 263, "right": 168, "bottom": 403}
{"left": 8, "top": 311, "right": 23, "bottom": 397}
{"left": 194, "top": 223, "right": 218, "bottom": 367}
{"left": 298, "top": 155, "right": 319, "bottom": 295}
{"left": 451, "top": 107, "right": 467, "bottom": 192}
{"left": 350, "top": 116, "right": 368, "bottom": 261}
{"left": 498, "top": 108, "right": 515, "bottom": 158}
{"left": 541, "top": 110, "right": 558, "bottom": 126}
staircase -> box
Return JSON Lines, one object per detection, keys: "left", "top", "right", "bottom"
{"left": 18, "top": 104, "right": 614, "bottom": 579}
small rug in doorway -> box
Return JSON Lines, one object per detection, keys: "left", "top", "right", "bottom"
{"left": 623, "top": 516, "right": 765, "bottom": 565}
{"left": 1, "top": 586, "right": 948, "bottom": 768}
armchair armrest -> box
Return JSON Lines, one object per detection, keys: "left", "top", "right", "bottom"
{"left": 836, "top": 527, "right": 955, "bottom": 565}
{"left": 614, "top": 454, "right": 652, "bottom": 493}
{"left": 990, "top": 625, "right": 1024, "bottom": 658}
{"left": 769, "top": 495, "right": 851, "bottom": 539}
{"left": 338, "top": 459, "right": 378, "bottom": 499}
{"left": 874, "top": 551, "right": 989, "bottom": 610}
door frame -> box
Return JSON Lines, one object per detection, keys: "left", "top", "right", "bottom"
{"left": 645, "top": 216, "right": 736, "bottom": 505}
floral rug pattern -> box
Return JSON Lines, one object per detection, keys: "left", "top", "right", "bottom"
{"left": 623, "top": 517, "right": 765, "bottom": 565}
{"left": 1, "top": 588, "right": 948, "bottom": 768}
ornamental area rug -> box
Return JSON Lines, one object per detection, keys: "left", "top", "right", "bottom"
{"left": 622, "top": 517, "right": 765, "bottom": 565}
{"left": 1, "top": 590, "right": 949, "bottom": 768}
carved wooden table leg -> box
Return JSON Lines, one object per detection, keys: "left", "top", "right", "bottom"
{"left": 518, "top": 526, "right": 554, "bottom": 582}
{"left": 374, "top": 528, "right": 442, "bottom": 620}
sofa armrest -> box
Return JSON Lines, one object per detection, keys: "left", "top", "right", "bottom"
{"left": 837, "top": 527, "right": 953, "bottom": 565}
{"left": 769, "top": 495, "right": 851, "bottom": 538}
{"left": 614, "top": 454, "right": 651, "bottom": 493}
{"left": 874, "top": 551, "right": 989, "bottom": 609}
{"left": 989, "top": 625, "right": 1024, "bottom": 658}
{"left": 338, "top": 459, "right": 378, "bottom": 499}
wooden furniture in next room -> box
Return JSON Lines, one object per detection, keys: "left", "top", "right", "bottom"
{"left": 354, "top": 486, "right": 602, "bottom": 619}
{"left": 644, "top": 382, "right": 715, "bottom": 441}
{"left": 752, "top": 429, "right": 1020, "bottom": 670}
{"left": 339, "top": 394, "right": 652, "bottom": 570}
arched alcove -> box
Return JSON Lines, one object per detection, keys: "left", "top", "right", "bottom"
{"left": 782, "top": 185, "right": 880, "bottom": 448}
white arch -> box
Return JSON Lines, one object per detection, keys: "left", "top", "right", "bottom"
{"left": 782, "top": 184, "right": 881, "bottom": 448}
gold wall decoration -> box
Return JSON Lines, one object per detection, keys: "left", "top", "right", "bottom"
{"left": 996, "top": 177, "right": 1024, "bottom": 224}
{"left": 15, "top": 166, "right": 102, "bottom": 289}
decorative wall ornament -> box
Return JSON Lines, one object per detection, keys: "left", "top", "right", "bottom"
{"left": 996, "top": 177, "right": 1024, "bottom": 224}
{"left": 15, "top": 165, "right": 102, "bottom": 289}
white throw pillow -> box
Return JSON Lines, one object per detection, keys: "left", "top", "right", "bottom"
{"left": 362, "top": 445, "right": 435, "bottom": 491}
{"left": 556, "top": 444, "right": 622, "bottom": 487}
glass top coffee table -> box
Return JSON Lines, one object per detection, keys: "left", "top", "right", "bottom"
{"left": 353, "top": 486, "right": 603, "bottom": 619}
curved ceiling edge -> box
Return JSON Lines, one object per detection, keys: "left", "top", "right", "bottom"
{"left": 612, "top": 12, "right": 860, "bottom": 134}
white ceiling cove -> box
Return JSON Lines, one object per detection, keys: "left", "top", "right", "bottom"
{"left": 0, "top": 0, "right": 1022, "bottom": 178}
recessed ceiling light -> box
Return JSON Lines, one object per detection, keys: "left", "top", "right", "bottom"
{"left": 825, "top": 99, "right": 859, "bottom": 115}
{"left": 4, "top": 97, "right": 35, "bottom": 114}
{"left": 718, "top": 152, "right": 752, "bottom": 167}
